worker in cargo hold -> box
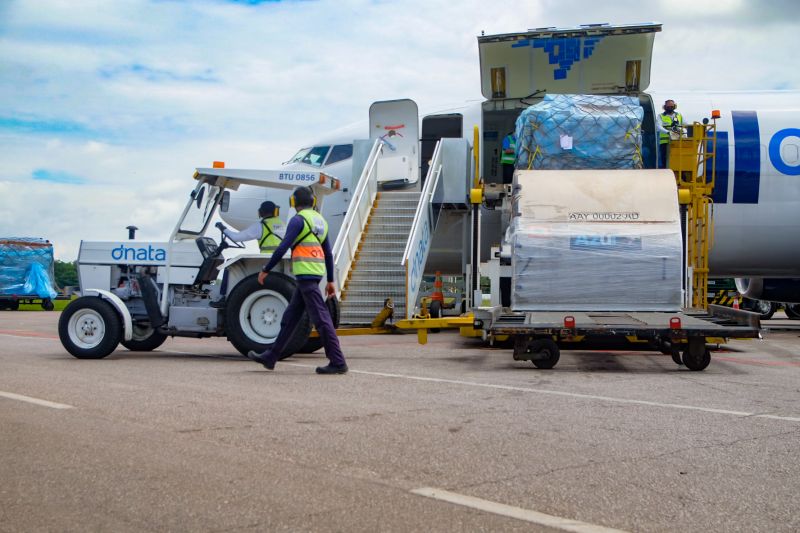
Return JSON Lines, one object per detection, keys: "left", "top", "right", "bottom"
{"left": 658, "top": 99, "right": 683, "bottom": 168}
{"left": 247, "top": 186, "right": 348, "bottom": 374}
{"left": 210, "top": 200, "right": 285, "bottom": 308}
{"left": 501, "top": 131, "right": 516, "bottom": 183}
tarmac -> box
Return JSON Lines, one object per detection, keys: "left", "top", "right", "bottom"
{"left": 1, "top": 310, "right": 799, "bottom": 532}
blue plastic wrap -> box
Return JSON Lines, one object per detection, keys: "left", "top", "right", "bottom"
{"left": 515, "top": 94, "right": 644, "bottom": 170}
{"left": 0, "top": 238, "right": 58, "bottom": 299}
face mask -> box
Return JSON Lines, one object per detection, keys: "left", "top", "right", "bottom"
{"left": 664, "top": 106, "right": 675, "bottom": 113}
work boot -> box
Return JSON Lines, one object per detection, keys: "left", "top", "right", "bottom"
{"left": 315, "top": 363, "right": 348, "bottom": 375}
{"left": 209, "top": 297, "right": 227, "bottom": 309}
{"left": 247, "top": 350, "right": 276, "bottom": 370}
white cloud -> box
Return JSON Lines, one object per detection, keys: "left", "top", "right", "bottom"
{"left": 0, "top": 0, "right": 797, "bottom": 261}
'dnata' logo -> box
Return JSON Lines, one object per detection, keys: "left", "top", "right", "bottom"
{"left": 111, "top": 245, "right": 166, "bottom": 262}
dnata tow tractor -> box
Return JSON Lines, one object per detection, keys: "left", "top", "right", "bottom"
{"left": 58, "top": 170, "right": 344, "bottom": 359}
{"left": 60, "top": 23, "right": 769, "bottom": 370}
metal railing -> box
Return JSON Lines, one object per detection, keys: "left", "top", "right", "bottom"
{"left": 332, "top": 139, "right": 384, "bottom": 296}
{"left": 401, "top": 140, "right": 444, "bottom": 318}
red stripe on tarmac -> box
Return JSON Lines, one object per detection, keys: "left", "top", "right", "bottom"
{"left": 0, "top": 330, "right": 59, "bottom": 340}
{"left": 715, "top": 356, "right": 800, "bottom": 367}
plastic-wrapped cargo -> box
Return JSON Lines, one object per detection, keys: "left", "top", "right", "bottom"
{"left": 511, "top": 170, "right": 682, "bottom": 312}
{"left": 0, "top": 238, "right": 58, "bottom": 299}
{"left": 515, "top": 94, "right": 644, "bottom": 170}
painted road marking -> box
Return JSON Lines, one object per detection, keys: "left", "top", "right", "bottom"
{"left": 0, "top": 390, "right": 74, "bottom": 410}
{"left": 411, "top": 487, "right": 628, "bottom": 533}
{"left": 281, "top": 362, "right": 800, "bottom": 423}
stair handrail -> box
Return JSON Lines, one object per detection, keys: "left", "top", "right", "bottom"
{"left": 332, "top": 139, "right": 384, "bottom": 296}
{"left": 401, "top": 140, "right": 444, "bottom": 318}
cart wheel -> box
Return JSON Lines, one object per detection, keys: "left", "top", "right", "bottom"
{"left": 41, "top": 299, "right": 55, "bottom": 311}
{"left": 682, "top": 339, "right": 711, "bottom": 371}
{"left": 529, "top": 338, "right": 560, "bottom": 369}
{"left": 8, "top": 300, "right": 20, "bottom": 311}
{"left": 784, "top": 304, "right": 800, "bottom": 320}
{"left": 670, "top": 344, "right": 683, "bottom": 366}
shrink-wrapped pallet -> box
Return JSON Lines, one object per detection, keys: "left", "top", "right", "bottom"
{"left": 511, "top": 170, "right": 682, "bottom": 312}
{"left": 0, "top": 238, "right": 58, "bottom": 299}
{"left": 515, "top": 94, "right": 644, "bottom": 170}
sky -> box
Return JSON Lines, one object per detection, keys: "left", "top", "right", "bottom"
{"left": 1, "top": 0, "right": 798, "bottom": 260}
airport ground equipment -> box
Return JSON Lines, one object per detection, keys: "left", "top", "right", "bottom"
{"left": 58, "top": 168, "right": 342, "bottom": 359}
{"left": 0, "top": 238, "right": 58, "bottom": 311}
{"left": 474, "top": 169, "right": 762, "bottom": 371}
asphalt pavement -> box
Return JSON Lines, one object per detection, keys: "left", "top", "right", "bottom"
{"left": 2, "top": 311, "right": 799, "bottom": 532}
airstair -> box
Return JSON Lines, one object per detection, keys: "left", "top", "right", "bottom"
{"left": 338, "top": 191, "right": 419, "bottom": 324}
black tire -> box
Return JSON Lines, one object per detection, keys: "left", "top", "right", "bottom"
{"left": 743, "top": 298, "right": 776, "bottom": 320}
{"left": 670, "top": 344, "right": 683, "bottom": 366}
{"left": 7, "top": 300, "right": 20, "bottom": 311}
{"left": 41, "top": 299, "right": 55, "bottom": 311}
{"left": 121, "top": 324, "right": 168, "bottom": 352}
{"left": 225, "top": 273, "right": 311, "bottom": 358}
{"left": 784, "top": 304, "right": 800, "bottom": 320}
{"left": 58, "top": 297, "right": 122, "bottom": 359}
{"left": 298, "top": 296, "right": 341, "bottom": 354}
{"left": 529, "top": 338, "right": 560, "bottom": 369}
{"left": 682, "top": 341, "right": 711, "bottom": 371}
{"left": 429, "top": 300, "right": 443, "bottom": 333}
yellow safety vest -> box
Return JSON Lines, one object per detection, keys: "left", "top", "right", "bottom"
{"left": 291, "top": 210, "right": 328, "bottom": 277}
{"left": 659, "top": 112, "right": 683, "bottom": 144}
{"left": 258, "top": 217, "right": 285, "bottom": 253}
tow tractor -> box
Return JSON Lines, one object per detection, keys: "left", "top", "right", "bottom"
{"left": 58, "top": 168, "right": 342, "bottom": 359}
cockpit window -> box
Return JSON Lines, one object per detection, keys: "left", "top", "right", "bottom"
{"left": 288, "top": 148, "right": 311, "bottom": 163}
{"left": 326, "top": 144, "right": 353, "bottom": 166}
{"left": 300, "top": 145, "right": 331, "bottom": 167}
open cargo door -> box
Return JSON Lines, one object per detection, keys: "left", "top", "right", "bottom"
{"left": 478, "top": 23, "right": 661, "bottom": 99}
{"left": 369, "top": 99, "right": 420, "bottom": 185}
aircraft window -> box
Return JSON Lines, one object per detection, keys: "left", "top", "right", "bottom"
{"left": 325, "top": 144, "right": 353, "bottom": 166}
{"left": 301, "top": 146, "right": 331, "bottom": 167}
{"left": 288, "top": 148, "right": 311, "bottom": 164}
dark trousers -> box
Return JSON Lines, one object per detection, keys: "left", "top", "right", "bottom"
{"left": 271, "top": 277, "right": 346, "bottom": 366}
{"left": 658, "top": 142, "right": 668, "bottom": 169}
{"left": 502, "top": 163, "right": 514, "bottom": 184}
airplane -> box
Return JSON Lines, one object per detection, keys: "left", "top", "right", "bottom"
{"left": 218, "top": 23, "right": 800, "bottom": 313}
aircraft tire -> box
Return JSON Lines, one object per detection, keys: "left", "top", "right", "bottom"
{"left": 226, "top": 273, "right": 310, "bottom": 359}
{"left": 784, "top": 304, "right": 800, "bottom": 320}
{"left": 297, "top": 296, "right": 340, "bottom": 354}
{"left": 744, "top": 298, "right": 776, "bottom": 320}
{"left": 529, "top": 338, "right": 560, "bottom": 369}
{"left": 59, "top": 296, "right": 122, "bottom": 359}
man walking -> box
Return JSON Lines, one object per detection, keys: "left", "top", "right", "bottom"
{"left": 247, "top": 186, "right": 347, "bottom": 374}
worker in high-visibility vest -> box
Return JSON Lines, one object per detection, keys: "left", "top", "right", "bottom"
{"left": 501, "top": 132, "right": 516, "bottom": 184}
{"left": 658, "top": 99, "right": 683, "bottom": 168}
{"left": 211, "top": 201, "right": 285, "bottom": 308}
{"left": 248, "top": 186, "right": 347, "bottom": 374}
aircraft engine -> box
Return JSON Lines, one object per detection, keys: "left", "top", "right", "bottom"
{"left": 735, "top": 278, "right": 800, "bottom": 303}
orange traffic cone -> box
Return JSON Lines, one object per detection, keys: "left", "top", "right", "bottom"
{"left": 733, "top": 296, "right": 740, "bottom": 310}
{"left": 431, "top": 271, "right": 444, "bottom": 303}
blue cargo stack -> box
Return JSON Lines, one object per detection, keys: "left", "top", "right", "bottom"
{"left": 515, "top": 94, "right": 644, "bottom": 170}
{"left": 0, "top": 238, "right": 58, "bottom": 299}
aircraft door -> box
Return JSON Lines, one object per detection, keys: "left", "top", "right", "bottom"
{"left": 421, "top": 114, "right": 463, "bottom": 182}
{"left": 369, "top": 99, "right": 420, "bottom": 185}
